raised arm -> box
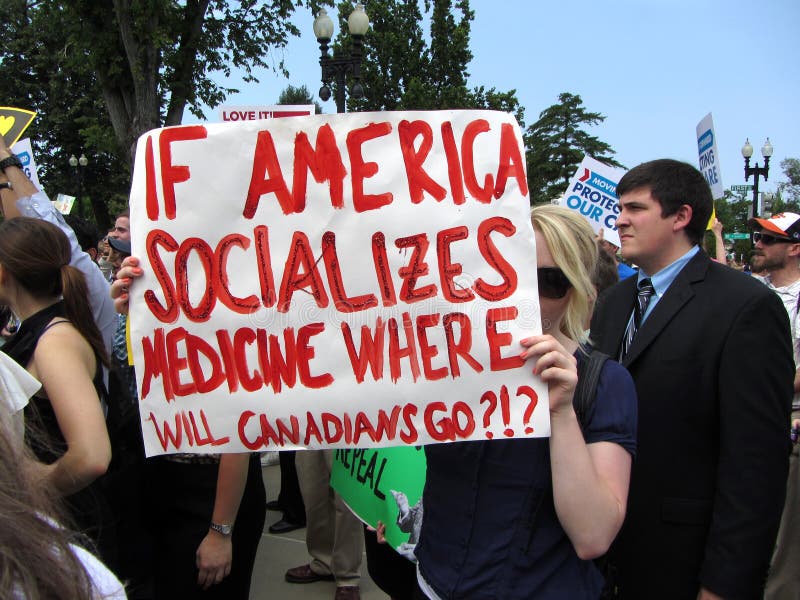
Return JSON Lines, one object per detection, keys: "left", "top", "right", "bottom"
{"left": 711, "top": 218, "right": 727, "bottom": 264}
{"left": 0, "top": 137, "right": 37, "bottom": 209}
{"left": 0, "top": 139, "right": 116, "bottom": 354}
{"left": 520, "top": 334, "right": 632, "bottom": 559}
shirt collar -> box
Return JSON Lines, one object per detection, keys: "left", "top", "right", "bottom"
{"left": 763, "top": 274, "right": 800, "bottom": 293}
{"left": 637, "top": 245, "right": 700, "bottom": 299}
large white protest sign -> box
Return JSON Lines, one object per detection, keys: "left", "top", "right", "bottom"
{"left": 218, "top": 104, "right": 314, "bottom": 122}
{"left": 559, "top": 155, "right": 626, "bottom": 236}
{"left": 696, "top": 113, "right": 725, "bottom": 200}
{"left": 129, "top": 110, "right": 547, "bottom": 456}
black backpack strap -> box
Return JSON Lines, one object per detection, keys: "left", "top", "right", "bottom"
{"left": 573, "top": 349, "right": 609, "bottom": 432}
{"left": 574, "top": 348, "right": 620, "bottom": 598}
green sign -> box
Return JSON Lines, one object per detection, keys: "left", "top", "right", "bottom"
{"left": 331, "top": 446, "right": 426, "bottom": 552}
{"left": 724, "top": 232, "right": 750, "bottom": 240}
{"left": 730, "top": 184, "right": 753, "bottom": 193}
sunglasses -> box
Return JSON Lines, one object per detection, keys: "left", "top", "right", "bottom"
{"left": 538, "top": 267, "right": 572, "bottom": 299}
{"left": 752, "top": 231, "right": 795, "bottom": 246}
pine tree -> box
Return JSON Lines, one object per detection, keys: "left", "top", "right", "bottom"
{"left": 277, "top": 84, "right": 324, "bottom": 114}
{"left": 525, "top": 93, "right": 622, "bottom": 204}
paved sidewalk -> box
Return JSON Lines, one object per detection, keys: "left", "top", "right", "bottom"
{"left": 249, "top": 464, "right": 386, "bottom": 600}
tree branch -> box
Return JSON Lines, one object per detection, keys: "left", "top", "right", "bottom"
{"left": 165, "top": 0, "right": 212, "bottom": 126}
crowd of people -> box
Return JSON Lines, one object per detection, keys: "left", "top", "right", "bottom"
{"left": 0, "top": 127, "right": 798, "bottom": 600}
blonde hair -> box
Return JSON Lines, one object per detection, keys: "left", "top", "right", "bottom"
{"left": 530, "top": 205, "right": 598, "bottom": 344}
{"left": 0, "top": 424, "right": 95, "bottom": 600}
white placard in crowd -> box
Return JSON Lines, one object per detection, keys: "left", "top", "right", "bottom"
{"left": 128, "top": 110, "right": 547, "bottom": 456}
{"left": 559, "top": 155, "right": 627, "bottom": 237}
{"left": 53, "top": 193, "right": 76, "bottom": 215}
{"left": 696, "top": 113, "right": 725, "bottom": 200}
{"left": 217, "top": 104, "right": 315, "bottom": 122}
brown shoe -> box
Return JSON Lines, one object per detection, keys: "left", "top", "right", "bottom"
{"left": 285, "top": 563, "right": 335, "bottom": 584}
{"left": 334, "top": 586, "right": 360, "bottom": 600}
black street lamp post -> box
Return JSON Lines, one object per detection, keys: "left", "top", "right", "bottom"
{"left": 313, "top": 4, "right": 370, "bottom": 114}
{"left": 741, "top": 137, "right": 773, "bottom": 218}
{"left": 68, "top": 152, "right": 88, "bottom": 217}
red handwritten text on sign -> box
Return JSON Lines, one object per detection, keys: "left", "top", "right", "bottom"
{"left": 129, "top": 110, "right": 545, "bottom": 456}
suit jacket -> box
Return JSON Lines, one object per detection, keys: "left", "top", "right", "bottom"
{"left": 590, "top": 251, "right": 793, "bottom": 600}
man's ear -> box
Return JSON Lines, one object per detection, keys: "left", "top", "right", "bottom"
{"left": 672, "top": 204, "right": 693, "bottom": 232}
{"left": 787, "top": 242, "right": 800, "bottom": 258}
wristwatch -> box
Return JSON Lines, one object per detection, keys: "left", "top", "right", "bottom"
{"left": 209, "top": 521, "right": 234, "bottom": 536}
{"left": 0, "top": 155, "right": 23, "bottom": 173}
{"left": 0, "top": 182, "right": 11, "bottom": 191}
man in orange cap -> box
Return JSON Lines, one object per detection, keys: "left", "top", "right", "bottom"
{"left": 750, "top": 211, "right": 800, "bottom": 600}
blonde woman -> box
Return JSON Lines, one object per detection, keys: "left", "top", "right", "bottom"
{"left": 414, "top": 205, "right": 638, "bottom": 599}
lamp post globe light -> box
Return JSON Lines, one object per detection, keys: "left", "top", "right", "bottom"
{"left": 313, "top": 4, "right": 370, "bottom": 114}
{"left": 68, "top": 152, "right": 89, "bottom": 217}
{"left": 741, "top": 137, "right": 773, "bottom": 219}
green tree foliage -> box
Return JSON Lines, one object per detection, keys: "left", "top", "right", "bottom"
{"left": 525, "top": 92, "right": 622, "bottom": 205}
{"left": 331, "top": 0, "right": 523, "bottom": 124}
{"left": 0, "top": 0, "right": 131, "bottom": 227}
{"left": 81, "top": 0, "right": 327, "bottom": 159}
{"left": 0, "top": 0, "right": 329, "bottom": 225}
{"left": 778, "top": 158, "right": 800, "bottom": 205}
{"left": 423, "top": 0, "right": 473, "bottom": 107}
{"left": 277, "top": 84, "right": 323, "bottom": 114}
{"left": 333, "top": 0, "right": 427, "bottom": 112}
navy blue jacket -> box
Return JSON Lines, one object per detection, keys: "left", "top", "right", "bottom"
{"left": 416, "top": 356, "right": 637, "bottom": 599}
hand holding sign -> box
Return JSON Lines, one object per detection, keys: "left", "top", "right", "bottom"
{"left": 0, "top": 107, "right": 36, "bottom": 147}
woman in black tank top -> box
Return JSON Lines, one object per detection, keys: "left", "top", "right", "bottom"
{"left": 0, "top": 217, "right": 114, "bottom": 557}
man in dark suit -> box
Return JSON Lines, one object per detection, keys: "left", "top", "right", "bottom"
{"left": 590, "top": 159, "right": 793, "bottom": 599}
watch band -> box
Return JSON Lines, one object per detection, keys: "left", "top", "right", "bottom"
{"left": 0, "top": 182, "right": 11, "bottom": 191}
{"left": 210, "top": 521, "right": 233, "bottom": 535}
{"left": 0, "top": 155, "right": 23, "bottom": 173}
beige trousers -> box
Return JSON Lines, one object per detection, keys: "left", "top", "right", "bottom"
{"left": 296, "top": 449, "right": 364, "bottom": 587}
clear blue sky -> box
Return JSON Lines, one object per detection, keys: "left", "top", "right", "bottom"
{"left": 201, "top": 0, "right": 799, "bottom": 196}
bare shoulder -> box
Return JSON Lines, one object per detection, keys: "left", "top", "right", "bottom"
{"left": 31, "top": 319, "right": 95, "bottom": 374}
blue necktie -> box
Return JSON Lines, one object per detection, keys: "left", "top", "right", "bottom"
{"left": 620, "top": 278, "right": 655, "bottom": 360}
